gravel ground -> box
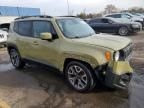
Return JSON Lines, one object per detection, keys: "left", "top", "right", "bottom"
{"left": 0, "top": 31, "right": 144, "bottom": 108}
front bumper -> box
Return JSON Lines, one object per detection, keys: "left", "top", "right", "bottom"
{"left": 130, "top": 27, "right": 141, "bottom": 33}
{"left": 104, "top": 67, "right": 132, "bottom": 89}
{"left": 95, "top": 61, "right": 133, "bottom": 89}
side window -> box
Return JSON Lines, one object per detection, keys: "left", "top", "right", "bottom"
{"left": 33, "top": 21, "right": 57, "bottom": 38}
{"left": 14, "top": 22, "right": 19, "bottom": 33}
{"left": 122, "top": 14, "right": 132, "bottom": 19}
{"left": 89, "top": 19, "right": 102, "bottom": 24}
{"left": 18, "top": 21, "right": 32, "bottom": 36}
{"left": 94, "top": 19, "right": 102, "bottom": 23}
{"left": 102, "top": 19, "right": 109, "bottom": 23}
{"left": 109, "top": 14, "right": 121, "bottom": 18}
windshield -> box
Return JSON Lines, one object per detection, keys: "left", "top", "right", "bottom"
{"left": 57, "top": 18, "right": 95, "bottom": 38}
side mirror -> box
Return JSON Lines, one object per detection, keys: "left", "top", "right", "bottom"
{"left": 40, "top": 32, "right": 52, "bottom": 40}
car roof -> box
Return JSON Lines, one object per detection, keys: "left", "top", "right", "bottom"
{"left": 105, "top": 12, "right": 133, "bottom": 16}
{"left": 105, "top": 13, "right": 121, "bottom": 17}
{"left": 91, "top": 17, "right": 114, "bottom": 20}
{"left": 14, "top": 15, "right": 78, "bottom": 21}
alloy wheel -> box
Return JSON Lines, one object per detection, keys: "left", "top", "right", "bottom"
{"left": 67, "top": 65, "right": 88, "bottom": 90}
{"left": 10, "top": 49, "right": 20, "bottom": 67}
{"left": 119, "top": 27, "right": 128, "bottom": 36}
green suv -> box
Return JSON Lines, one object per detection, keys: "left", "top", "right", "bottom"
{"left": 7, "top": 16, "right": 133, "bottom": 92}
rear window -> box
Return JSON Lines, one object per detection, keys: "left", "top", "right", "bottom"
{"left": 14, "top": 21, "right": 32, "bottom": 37}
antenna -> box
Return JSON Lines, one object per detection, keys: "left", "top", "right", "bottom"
{"left": 17, "top": 6, "right": 20, "bottom": 16}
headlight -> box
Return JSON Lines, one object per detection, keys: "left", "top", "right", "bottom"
{"left": 132, "top": 24, "right": 139, "bottom": 28}
{"left": 114, "top": 51, "right": 120, "bottom": 61}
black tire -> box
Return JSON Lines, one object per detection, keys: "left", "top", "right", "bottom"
{"left": 9, "top": 49, "right": 25, "bottom": 69}
{"left": 4, "top": 44, "right": 7, "bottom": 47}
{"left": 65, "top": 61, "right": 96, "bottom": 92}
{"left": 118, "top": 26, "right": 129, "bottom": 36}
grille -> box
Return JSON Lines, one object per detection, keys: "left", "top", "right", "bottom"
{"left": 120, "top": 43, "right": 133, "bottom": 60}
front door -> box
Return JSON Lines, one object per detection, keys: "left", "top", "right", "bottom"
{"left": 31, "top": 20, "right": 60, "bottom": 68}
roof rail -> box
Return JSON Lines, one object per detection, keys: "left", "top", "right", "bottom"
{"left": 15, "top": 15, "right": 52, "bottom": 20}
{"left": 57, "top": 16, "right": 77, "bottom": 17}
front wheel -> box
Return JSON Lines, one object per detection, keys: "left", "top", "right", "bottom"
{"left": 65, "top": 61, "right": 96, "bottom": 92}
{"left": 9, "top": 49, "right": 25, "bottom": 69}
{"left": 118, "top": 26, "right": 129, "bottom": 36}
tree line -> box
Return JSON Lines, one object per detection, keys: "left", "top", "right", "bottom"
{"left": 77, "top": 5, "right": 144, "bottom": 19}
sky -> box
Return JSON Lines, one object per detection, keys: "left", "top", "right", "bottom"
{"left": 0, "top": 0, "right": 144, "bottom": 16}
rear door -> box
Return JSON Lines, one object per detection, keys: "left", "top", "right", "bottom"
{"left": 101, "top": 18, "right": 119, "bottom": 33}
{"left": 14, "top": 21, "right": 35, "bottom": 58}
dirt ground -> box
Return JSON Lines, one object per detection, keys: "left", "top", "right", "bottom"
{"left": 0, "top": 31, "right": 144, "bottom": 108}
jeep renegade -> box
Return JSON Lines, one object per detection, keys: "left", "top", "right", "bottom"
{"left": 7, "top": 16, "right": 133, "bottom": 92}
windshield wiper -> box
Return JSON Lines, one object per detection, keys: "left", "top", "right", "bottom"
{"left": 72, "top": 36, "right": 81, "bottom": 39}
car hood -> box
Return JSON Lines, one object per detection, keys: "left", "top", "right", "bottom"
{"left": 72, "top": 34, "right": 131, "bottom": 51}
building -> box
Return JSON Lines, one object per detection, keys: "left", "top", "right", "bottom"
{"left": 0, "top": 6, "right": 41, "bottom": 28}
{"left": 0, "top": 6, "right": 41, "bottom": 16}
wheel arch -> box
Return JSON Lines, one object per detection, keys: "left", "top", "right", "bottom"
{"left": 62, "top": 57, "right": 98, "bottom": 76}
{"left": 7, "top": 43, "right": 19, "bottom": 54}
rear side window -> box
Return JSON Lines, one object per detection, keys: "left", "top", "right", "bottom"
{"left": 102, "top": 19, "right": 109, "bottom": 23}
{"left": 94, "top": 19, "right": 102, "bottom": 23}
{"left": 107, "top": 14, "right": 121, "bottom": 18}
{"left": 89, "top": 19, "right": 102, "bottom": 24}
{"left": 14, "top": 21, "right": 32, "bottom": 37}
{"left": 14, "top": 22, "right": 19, "bottom": 33}
{"left": 18, "top": 21, "right": 32, "bottom": 36}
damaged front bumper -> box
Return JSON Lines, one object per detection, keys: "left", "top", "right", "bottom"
{"left": 95, "top": 61, "right": 133, "bottom": 89}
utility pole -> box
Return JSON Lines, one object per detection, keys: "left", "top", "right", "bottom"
{"left": 67, "top": 0, "right": 70, "bottom": 15}
{"left": 17, "top": 6, "right": 20, "bottom": 16}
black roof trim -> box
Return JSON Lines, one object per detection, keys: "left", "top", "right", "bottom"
{"left": 57, "top": 16, "right": 77, "bottom": 17}
{"left": 15, "top": 15, "right": 52, "bottom": 20}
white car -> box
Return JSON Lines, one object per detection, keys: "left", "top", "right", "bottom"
{"left": 0, "top": 29, "right": 8, "bottom": 46}
{"left": 131, "top": 13, "right": 144, "bottom": 19}
{"left": 105, "top": 13, "right": 144, "bottom": 28}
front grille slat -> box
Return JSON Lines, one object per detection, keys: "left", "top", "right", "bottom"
{"left": 120, "top": 43, "right": 133, "bottom": 61}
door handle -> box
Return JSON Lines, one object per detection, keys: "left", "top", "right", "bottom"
{"left": 33, "top": 41, "right": 39, "bottom": 45}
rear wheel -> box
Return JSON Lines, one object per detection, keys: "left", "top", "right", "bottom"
{"left": 118, "top": 26, "right": 129, "bottom": 36}
{"left": 9, "top": 49, "right": 25, "bottom": 69}
{"left": 65, "top": 61, "right": 96, "bottom": 92}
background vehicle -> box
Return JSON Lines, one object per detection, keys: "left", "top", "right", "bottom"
{"left": 131, "top": 13, "right": 144, "bottom": 19}
{"left": 105, "top": 13, "right": 144, "bottom": 28}
{"left": 87, "top": 17, "right": 141, "bottom": 36}
{"left": 0, "top": 29, "right": 8, "bottom": 46}
{"left": 7, "top": 16, "right": 133, "bottom": 92}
